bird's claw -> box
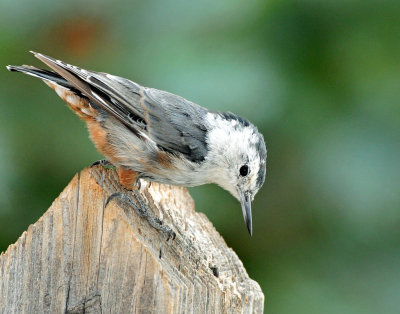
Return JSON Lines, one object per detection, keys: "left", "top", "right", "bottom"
{"left": 133, "top": 177, "right": 142, "bottom": 190}
{"left": 91, "top": 159, "right": 115, "bottom": 169}
{"left": 105, "top": 192, "right": 123, "bottom": 207}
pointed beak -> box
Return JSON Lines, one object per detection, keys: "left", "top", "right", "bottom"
{"left": 239, "top": 191, "right": 253, "bottom": 236}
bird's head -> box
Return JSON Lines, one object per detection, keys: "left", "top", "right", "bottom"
{"left": 205, "top": 112, "right": 267, "bottom": 236}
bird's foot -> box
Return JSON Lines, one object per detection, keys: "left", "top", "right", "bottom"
{"left": 91, "top": 159, "right": 116, "bottom": 170}
{"left": 106, "top": 191, "right": 176, "bottom": 241}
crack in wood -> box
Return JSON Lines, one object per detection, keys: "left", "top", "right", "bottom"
{"left": 65, "top": 172, "right": 81, "bottom": 314}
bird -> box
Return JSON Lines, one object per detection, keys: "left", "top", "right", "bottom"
{"left": 7, "top": 51, "right": 267, "bottom": 236}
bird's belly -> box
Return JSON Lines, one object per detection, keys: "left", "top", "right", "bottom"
{"left": 140, "top": 164, "right": 209, "bottom": 187}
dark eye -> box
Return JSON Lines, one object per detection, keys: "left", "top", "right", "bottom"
{"left": 239, "top": 165, "right": 249, "bottom": 176}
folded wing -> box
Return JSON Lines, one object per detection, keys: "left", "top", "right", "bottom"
{"left": 31, "top": 52, "right": 208, "bottom": 162}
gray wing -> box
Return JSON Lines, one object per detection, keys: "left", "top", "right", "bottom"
{"left": 32, "top": 52, "right": 209, "bottom": 162}
{"left": 141, "top": 88, "right": 208, "bottom": 161}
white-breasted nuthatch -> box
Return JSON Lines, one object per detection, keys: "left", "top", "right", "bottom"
{"left": 7, "top": 52, "right": 267, "bottom": 236}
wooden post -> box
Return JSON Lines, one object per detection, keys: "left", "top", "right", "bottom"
{"left": 0, "top": 166, "right": 264, "bottom": 313}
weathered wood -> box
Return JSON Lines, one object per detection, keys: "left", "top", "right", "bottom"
{"left": 0, "top": 166, "right": 264, "bottom": 313}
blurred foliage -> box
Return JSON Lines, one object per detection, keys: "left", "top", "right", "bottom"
{"left": 1, "top": 0, "right": 400, "bottom": 313}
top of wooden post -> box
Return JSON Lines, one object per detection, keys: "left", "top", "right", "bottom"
{"left": 0, "top": 165, "right": 264, "bottom": 313}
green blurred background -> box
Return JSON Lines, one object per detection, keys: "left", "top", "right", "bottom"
{"left": 1, "top": 0, "right": 399, "bottom": 312}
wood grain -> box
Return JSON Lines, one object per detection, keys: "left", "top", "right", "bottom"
{"left": 0, "top": 166, "right": 264, "bottom": 313}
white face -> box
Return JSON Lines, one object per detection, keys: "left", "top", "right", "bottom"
{"left": 205, "top": 113, "right": 267, "bottom": 201}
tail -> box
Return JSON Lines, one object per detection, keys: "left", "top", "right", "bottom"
{"left": 7, "top": 64, "right": 98, "bottom": 121}
{"left": 7, "top": 64, "right": 78, "bottom": 92}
